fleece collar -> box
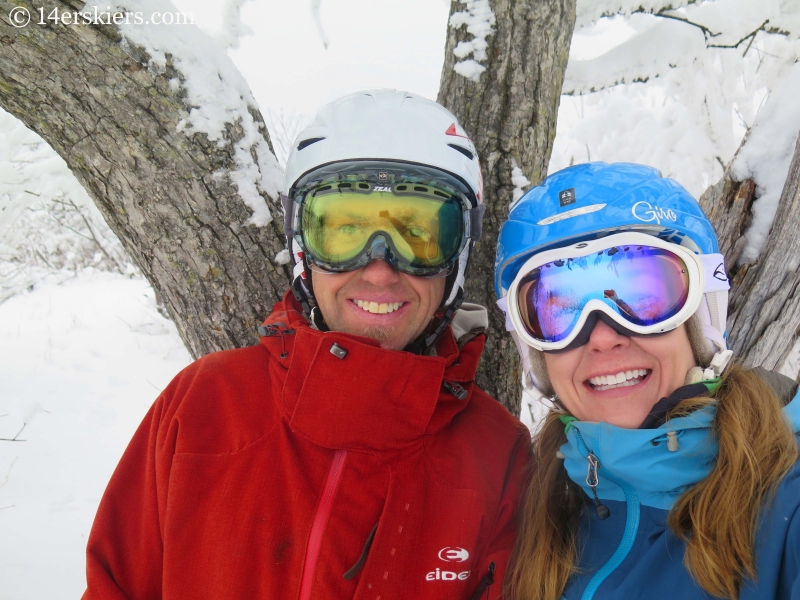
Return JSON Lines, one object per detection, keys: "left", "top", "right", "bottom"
{"left": 560, "top": 384, "right": 800, "bottom": 511}
{"left": 258, "top": 292, "right": 485, "bottom": 452}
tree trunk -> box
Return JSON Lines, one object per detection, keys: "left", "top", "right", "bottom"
{"left": 438, "top": 0, "right": 576, "bottom": 414}
{"left": 0, "top": 0, "right": 289, "bottom": 358}
{"left": 699, "top": 134, "right": 800, "bottom": 371}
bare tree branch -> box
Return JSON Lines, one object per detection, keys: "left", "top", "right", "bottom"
{"left": 0, "top": 423, "right": 27, "bottom": 442}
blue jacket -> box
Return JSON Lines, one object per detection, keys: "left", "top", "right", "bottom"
{"left": 559, "top": 382, "right": 800, "bottom": 600}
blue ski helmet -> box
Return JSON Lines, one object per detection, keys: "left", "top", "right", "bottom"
{"left": 495, "top": 162, "right": 720, "bottom": 298}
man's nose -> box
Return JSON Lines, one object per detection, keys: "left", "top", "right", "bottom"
{"left": 586, "top": 318, "right": 631, "bottom": 353}
{"left": 360, "top": 259, "right": 401, "bottom": 286}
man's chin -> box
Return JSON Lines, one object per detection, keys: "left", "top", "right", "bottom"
{"left": 357, "top": 325, "right": 408, "bottom": 351}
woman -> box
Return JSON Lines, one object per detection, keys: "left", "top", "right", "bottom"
{"left": 494, "top": 162, "right": 800, "bottom": 599}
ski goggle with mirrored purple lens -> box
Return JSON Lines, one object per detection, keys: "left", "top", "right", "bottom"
{"left": 506, "top": 233, "right": 705, "bottom": 351}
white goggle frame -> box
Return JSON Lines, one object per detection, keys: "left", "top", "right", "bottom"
{"left": 506, "top": 232, "right": 706, "bottom": 352}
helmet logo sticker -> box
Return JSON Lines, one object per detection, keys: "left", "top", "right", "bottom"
{"left": 632, "top": 201, "right": 677, "bottom": 225}
{"left": 559, "top": 188, "right": 576, "bottom": 207}
{"left": 713, "top": 263, "right": 728, "bottom": 282}
{"left": 445, "top": 123, "right": 470, "bottom": 140}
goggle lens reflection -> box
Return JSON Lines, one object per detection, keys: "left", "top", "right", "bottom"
{"left": 517, "top": 245, "right": 690, "bottom": 343}
{"left": 302, "top": 187, "right": 463, "bottom": 269}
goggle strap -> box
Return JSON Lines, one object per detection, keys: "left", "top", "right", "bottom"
{"left": 443, "top": 247, "right": 469, "bottom": 307}
{"left": 496, "top": 296, "right": 516, "bottom": 333}
{"left": 470, "top": 204, "right": 486, "bottom": 240}
{"left": 423, "top": 288, "right": 465, "bottom": 349}
{"left": 280, "top": 193, "right": 294, "bottom": 241}
{"left": 700, "top": 253, "right": 730, "bottom": 293}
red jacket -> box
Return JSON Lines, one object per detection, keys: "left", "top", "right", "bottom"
{"left": 84, "top": 293, "right": 529, "bottom": 600}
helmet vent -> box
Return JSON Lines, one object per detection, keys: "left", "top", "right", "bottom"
{"left": 297, "top": 137, "right": 325, "bottom": 151}
{"left": 447, "top": 144, "right": 474, "bottom": 160}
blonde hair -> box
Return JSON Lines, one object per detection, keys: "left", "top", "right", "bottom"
{"left": 505, "top": 364, "right": 798, "bottom": 600}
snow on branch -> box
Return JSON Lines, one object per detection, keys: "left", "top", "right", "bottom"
{"left": 310, "top": 0, "right": 330, "bottom": 49}
{"left": 213, "top": 0, "right": 256, "bottom": 51}
{"left": 732, "top": 63, "right": 800, "bottom": 264}
{"left": 511, "top": 159, "right": 531, "bottom": 204}
{"left": 86, "top": 0, "right": 284, "bottom": 227}
{"left": 564, "top": 19, "right": 703, "bottom": 95}
{"left": 449, "top": 0, "right": 496, "bottom": 82}
{"left": 576, "top": 0, "right": 687, "bottom": 29}
{"left": 566, "top": 0, "right": 796, "bottom": 96}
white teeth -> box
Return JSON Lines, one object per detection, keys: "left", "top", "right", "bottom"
{"left": 354, "top": 300, "right": 403, "bottom": 314}
{"left": 588, "top": 369, "right": 648, "bottom": 390}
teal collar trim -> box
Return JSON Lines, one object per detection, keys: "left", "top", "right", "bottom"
{"left": 560, "top": 392, "right": 800, "bottom": 511}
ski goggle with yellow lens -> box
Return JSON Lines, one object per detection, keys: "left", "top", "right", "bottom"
{"left": 505, "top": 233, "right": 706, "bottom": 352}
{"left": 285, "top": 166, "right": 484, "bottom": 276}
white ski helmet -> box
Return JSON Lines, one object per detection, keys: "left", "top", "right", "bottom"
{"left": 281, "top": 89, "right": 485, "bottom": 351}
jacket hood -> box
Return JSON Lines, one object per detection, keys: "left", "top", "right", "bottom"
{"left": 560, "top": 383, "right": 800, "bottom": 511}
{"left": 257, "top": 292, "right": 487, "bottom": 451}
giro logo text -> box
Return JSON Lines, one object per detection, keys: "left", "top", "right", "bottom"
{"left": 631, "top": 201, "right": 677, "bottom": 225}
{"left": 438, "top": 547, "right": 470, "bottom": 562}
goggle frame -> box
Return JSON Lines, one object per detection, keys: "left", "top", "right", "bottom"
{"left": 284, "top": 162, "right": 484, "bottom": 277}
{"left": 506, "top": 232, "right": 706, "bottom": 352}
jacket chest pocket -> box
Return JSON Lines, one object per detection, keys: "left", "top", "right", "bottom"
{"left": 361, "top": 485, "right": 491, "bottom": 600}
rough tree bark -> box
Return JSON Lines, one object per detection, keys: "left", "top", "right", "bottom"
{"left": 438, "top": 0, "right": 577, "bottom": 414}
{"left": 700, "top": 134, "right": 800, "bottom": 373}
{"left": 0, "top": 0, "right": 290, "bottom": 358}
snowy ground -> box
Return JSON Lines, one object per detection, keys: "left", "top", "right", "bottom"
{"left": 0, "top": 271, "right": 190, "bottom": 600}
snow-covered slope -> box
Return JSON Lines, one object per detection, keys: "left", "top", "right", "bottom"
{"left": 0, "top": 272, "right": 190, "bottom": 599}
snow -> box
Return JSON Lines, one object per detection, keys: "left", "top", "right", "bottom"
{"left": 83, "top": 0, "right": 284, "bottom": 226}
{"left": 551, "top": 0, "right": 800, "bottom": 199}
{"left": 0, "top": 271, "right": 191, "bottom": 600}
{"left": 212, "top": 0, "right": 255, "bottom": 50}
{"left": 274, "top": 248, "right": 291, "bottom": 265}
{"left": 0, "top": 109, "right": 130, "bottom": 302}
{"left": 511, "top": 159, "right": 531, "bottom": 204}
{"left": 732, "top": 63, "right": 800, "bottom": 263}
{"left": 310, "top": 0, "right": 330, "bottom": 49}
{"left": 449, "top": 0, "right": 495, "bottom": 82}
{"left": 576, "top": 0, "right": 679, "bottom": 28}
{"left": 564, "top": 19, "right": 706, "bottom": 95}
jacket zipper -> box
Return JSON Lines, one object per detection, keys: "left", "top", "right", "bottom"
{"left": 573, "top": 429, "right": 640, "bottom": 600}
{"left": 298, "top": 449, "right": 348, "bottom": 600}
{"left": 469, "top": 561, "right": 495, "bottom": 600}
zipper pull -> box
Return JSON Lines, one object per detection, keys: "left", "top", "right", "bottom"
{"left": 666, "top": 430, "right": 679, "bottom": 452}
{"left": 586, "top": 453, "right": 611, "bottom": 520}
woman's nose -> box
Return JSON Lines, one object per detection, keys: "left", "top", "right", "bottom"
{"left": 586, "top": 318, "right": 631, "bottom": 352}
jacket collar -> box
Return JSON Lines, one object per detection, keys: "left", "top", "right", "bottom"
{"left": 259, "top": 292, "right": 484, "bottom": 451}
{"left": 560, "top": 384, "right": 800, "bottom": 510}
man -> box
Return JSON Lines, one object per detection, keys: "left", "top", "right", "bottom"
{"left": 83, "top": 90, "right": 528, "bottom": 600}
